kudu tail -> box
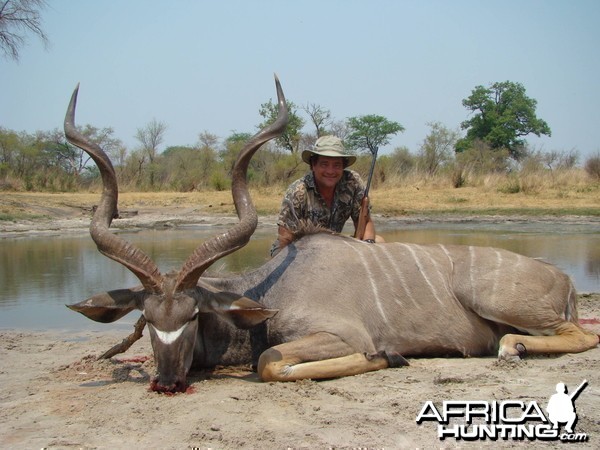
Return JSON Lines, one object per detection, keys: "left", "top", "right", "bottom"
{"left": 566, "top": 284, "right": 579, "bottom": 324}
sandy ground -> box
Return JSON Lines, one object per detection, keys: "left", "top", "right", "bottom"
{"left": 0, "top": 295, "right": 598, "bottom": 449}
{"left": 1, "top": 202, "right": 600, "bottom": 448}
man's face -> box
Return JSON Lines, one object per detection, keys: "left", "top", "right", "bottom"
{"left": 311, "top": 156, "right": 345, "bottom": 190}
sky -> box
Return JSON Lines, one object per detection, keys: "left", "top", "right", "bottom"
{"left": 2, "top": 0, "right": 600, "bottom": 160}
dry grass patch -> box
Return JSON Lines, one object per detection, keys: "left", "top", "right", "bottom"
{"left": 1, "top": 178, "right": 599, "bottom": 222}
{"left": 369, "top": 183, "right": 600, "bottom": 216}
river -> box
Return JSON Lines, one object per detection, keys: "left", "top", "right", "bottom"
{"left": 1, "top": 221, "right": 598, "bottom": 331}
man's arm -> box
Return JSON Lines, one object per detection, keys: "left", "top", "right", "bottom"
{"left": 352, "top": 205, "right": 376, "bottom": 241}
{"left": 362, "top": 216, "right": 376, "bottom": 241}
{"left": 353, "top": 214, "right": 376, "bottom": 241}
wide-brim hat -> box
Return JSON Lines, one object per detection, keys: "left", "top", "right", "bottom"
{"left": 301, "top": 135, "right": 357, "bottom": 167}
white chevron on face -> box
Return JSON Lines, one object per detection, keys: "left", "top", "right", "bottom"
{"left": 150, "top": 323, "right": 187, "bottom": 345}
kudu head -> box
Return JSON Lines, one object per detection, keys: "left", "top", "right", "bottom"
{"left": 64, "top": 77, "right": 288, "bottom": 393}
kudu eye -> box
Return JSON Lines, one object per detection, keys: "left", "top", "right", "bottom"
{"left": 141, "top": 310, "right": 154, "bottom": 326}
{"left": 189, "top": 307, "right": 200, "bottom": 323}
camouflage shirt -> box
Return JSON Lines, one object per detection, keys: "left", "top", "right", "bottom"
{"left": 277, "top": 170, "right": 366, "bottom": 233}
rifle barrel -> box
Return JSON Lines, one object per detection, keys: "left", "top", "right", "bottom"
{"left": 569, "top": 379, "right": 588, "bottom": 400}
{"left": 364, "top": 147, "right": 378, "bottom": 197}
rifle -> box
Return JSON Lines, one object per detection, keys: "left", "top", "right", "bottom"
{"left": 569, "top": 379, "right": 588, "bottom": 401}
{"left": 354, "top": 145, "right": 378, "bottom": 240}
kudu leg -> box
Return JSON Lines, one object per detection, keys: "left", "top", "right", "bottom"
{"left": 498, "top": 321, "right": 599, "bottom": 360}
{"left": 257, "top": 332, "right": 405, "bottom": 382}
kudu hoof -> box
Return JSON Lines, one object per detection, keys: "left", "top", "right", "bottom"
{"left": 498, "top": 342, "right": 527, "bottom": 361}
{"left": 383, "top": 351, "right": 410, "bottom": 368}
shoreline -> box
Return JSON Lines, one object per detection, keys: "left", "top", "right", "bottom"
{"left": 2, "top": 209, "right": 599, "bottom": 239}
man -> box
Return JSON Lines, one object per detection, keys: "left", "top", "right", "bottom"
{"left": 546, "top": 382, "right": 578, "bottom": 433}
{"left": 271, "top": 135, "right": 380, "bottom": 256}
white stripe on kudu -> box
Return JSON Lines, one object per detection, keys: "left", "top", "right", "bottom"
{"left": 151, "top": 323, "right": 187, "bottom": 345}
{"left": 378, "top": 245, "right": 420, "bottom": 308}
{"left": 400, "top": 244, "right": 444, "bottom": 305}
{"left": 344, "top": 241, "right": 389, "bottom": 324}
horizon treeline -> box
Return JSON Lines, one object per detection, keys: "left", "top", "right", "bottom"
{"left": 3, "top": 79, "right": 600, "bottom": 192}
{"left": 1, "top": 124, "right": 599, "bottom": 193}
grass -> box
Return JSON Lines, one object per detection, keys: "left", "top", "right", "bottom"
{"left": 370, "top": 182, "right": 600, "bottom": 217}
{"left": 1, "top": 177, "right": 598, "bottom": 222}
{"left": 0, "top": 213, "right": 18, "bottom": 221}
{"left": 1, "top": 167, "right": 598, "bottom": 220}
{"left": 403, "top": 207, "right": 600, "bottom": 217}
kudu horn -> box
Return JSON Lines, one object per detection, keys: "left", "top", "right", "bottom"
{"left": 64, "top": 84, "right": 164, "bottom": 293}
{"left": 64, "top": 76, "right": 288, "bottom": 296}
{"left": 175, "top": 75, "right": 288, "bottom": 290}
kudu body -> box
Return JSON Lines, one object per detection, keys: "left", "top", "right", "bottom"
{"left": 65, "top": 79, "right": 598, "bottom": 393}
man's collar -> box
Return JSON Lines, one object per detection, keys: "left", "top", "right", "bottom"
{"left": 304, "top": 172, "right": 317, "bottom": 190}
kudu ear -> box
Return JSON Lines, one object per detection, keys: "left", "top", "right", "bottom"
{"left": 196, "top": 283, "right": 278, "bottom": 329}
{"left": 67, "top": 288, "right": 144, "bottom": 324}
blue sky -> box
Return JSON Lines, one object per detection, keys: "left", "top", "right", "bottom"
{"left": 2, "top": 0, "right": 600, "bottom": 159}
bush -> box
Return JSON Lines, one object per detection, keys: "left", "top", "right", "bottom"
{"left": 210, "top": 171, "right": 230, "bottom": 191}
{"left": 584, "top": 152, "right": 600, "bottom": 180}
{"left": 456, "top": 141, "right": 510, "bottom": 174}
{"left": 451, "top": 166, "right": 467, "bottom": 188}
{"left": 497, "top": 176, "right": 522, "bottom": 194}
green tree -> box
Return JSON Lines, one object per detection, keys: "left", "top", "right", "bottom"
{"left": 345, "top": 115, "right": 404, "bottom": 191}
{"left": 42, "top": 126, "right": 122, "bottom": 180}
{"left": 258, "top": 98, "right": 304, "bottom": 153}
{"left": 345, "top": 114, "right": 404, "bottom": 155}
{"left": 457, "top": 81, "right": 551, "bottom": 159}
{"left": 220, "top": 132, "right": 252, "bottom": 174}
{"left": 0, "top": 127, "right": 21, "bottom": 177}
{"left": 161, "top": 143, "right": 218, "bottom": 191}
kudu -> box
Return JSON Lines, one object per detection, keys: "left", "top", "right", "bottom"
{"left": 65, "top": 78, "right": 599, "bottom": 393}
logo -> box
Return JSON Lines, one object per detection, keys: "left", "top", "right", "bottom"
{"left": 416, "top": 380, "right": 589, "bottom": 442}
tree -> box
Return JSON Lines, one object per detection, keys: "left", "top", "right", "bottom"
{"left": 197, "top": 130, "right": 218, "bottom": 150}
{"left": 302, "top": 103, "right": 332, "bottom": 138}
{"left": 161, "top": 143, "right": 218, "bottom": 191}
{"left": 0, "top": 127, "right": 20, "bottom": 176}
{"left": 258, "top": 98, "right": 304, "bottom": 153}
{"left": 135, "top": 119, "right": 167, "bottom": 188}
{"left": 387, "top": 146, "right": 415, "bottom": 177}
{"left": 457, "top": 81, "right": 551, "bottom": 159}
{"left": 0, "top": 128, "right": 42, "bottom": 185}
{"left": 417, "top": 121, "right": 458, "bottom": 176}
{"left": 195, "top": 131, "right": 219, "bottom": 186}
{"left": 220, "top": 132, "right": 252, "bottom": 174}
{"left": 328, "top": 119, "right": 350, "bottom": 142}
{"left": 345, "top": 114, "right": 404, "bottom": 155}
{"left": 0, "top": 0, "right": 48, "bottom": 61}
{"left": 345, "top": 115, "right": 404, "bottom": 190}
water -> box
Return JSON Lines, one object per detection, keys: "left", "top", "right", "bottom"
{"left": 0, "top": 222, "right": 598, "bottom": 331}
